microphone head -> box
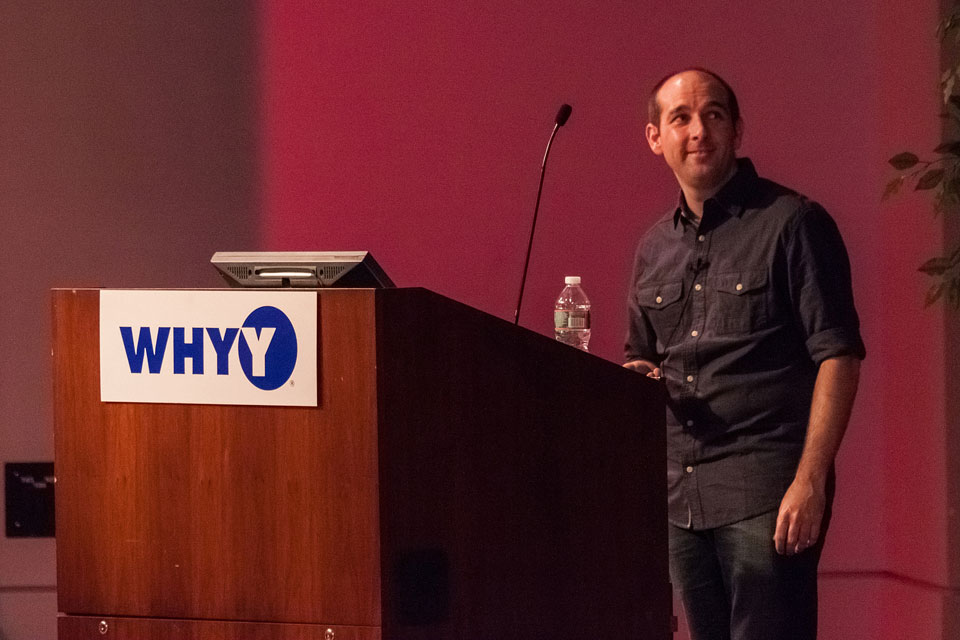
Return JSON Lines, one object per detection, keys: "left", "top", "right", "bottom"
{"left": 555, "top": 104, "right": 572, "bottom": 127}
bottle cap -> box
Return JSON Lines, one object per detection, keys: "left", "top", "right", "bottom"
{"left": 564, "top": 276, "right": 581, "bottom": 285}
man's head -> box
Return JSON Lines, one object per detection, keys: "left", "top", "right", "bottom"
{"left": 645, "top": 68, "right": 743, "bottom": 199}
{"left": 647, "top": 68, "right": 740, "bottom": 128}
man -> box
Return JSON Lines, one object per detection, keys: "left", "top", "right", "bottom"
{"left": 624, "top": 68, "right": 864, "bottom": 640}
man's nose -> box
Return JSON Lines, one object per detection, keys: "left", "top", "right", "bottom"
{"left": 689, "top": 115, "right": 704, "bottom": 139}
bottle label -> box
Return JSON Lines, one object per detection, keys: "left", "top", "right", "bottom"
{"left": 554, "top": 310, "right": 590, "bottom": 329}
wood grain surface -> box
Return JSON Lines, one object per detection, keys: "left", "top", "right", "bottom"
{"left": 54, "top": 289, "right": 381, "bottom": 625}
{"left": 58, "top": 616, "right": 381, "bottom": 640}
{"left": 374, "top": 288, "right": 670, "bottom": 640}
{"left": 54, "top": 287, "right": 669, "bottom": 639}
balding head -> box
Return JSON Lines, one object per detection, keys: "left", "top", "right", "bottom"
{"left": 648, "top": 67, "right": 740, "bottom": 128}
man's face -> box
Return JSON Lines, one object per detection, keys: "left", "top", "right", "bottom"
{"left": 645, "top": 71, "right": 743, "bottom": 195}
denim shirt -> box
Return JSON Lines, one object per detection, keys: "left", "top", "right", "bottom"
{"left": 625, "top": 158, "right": 865, "bottom": 530}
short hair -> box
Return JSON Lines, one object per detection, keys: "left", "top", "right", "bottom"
{"left": 647, "top": 67, "right": 740, "bottom": 128}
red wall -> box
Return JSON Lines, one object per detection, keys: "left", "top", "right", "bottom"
{"left": 874, "top": 0, "right": 945, "bottom": 580}
{"left": 3, "top": 2, "right": 944, "bottom": 638}
{"left": 262, "top": 1, "right": 951, "bottom": 637}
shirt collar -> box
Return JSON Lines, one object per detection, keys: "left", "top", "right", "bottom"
{"left": 672, "top": 158, "right": 758, "bottom": 229}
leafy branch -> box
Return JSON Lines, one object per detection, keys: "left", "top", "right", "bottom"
{"left": 886, "top": 144, "right": 960, "bottom": 307}
{"left": 883, "top": 4, "right": 960, "bottom": 308}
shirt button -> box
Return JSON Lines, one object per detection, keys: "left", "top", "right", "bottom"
{"left": 736, "top": 283, "right": 743, "bottom": 291}
{"left": 686, "top": 465, "right": 694, "bottom": 473}
{"left": 686, "top": 419, "right": 694, "bottom": 427}
{"left": 655, "top": 295, "right": 663, "bottom": 304}
{"left": 686, "top": 375, "right": 694, "bottom": 383}
{"left": 698, "top": 235, "right": 705, "bottom": 242}
{"left": 691, "top": 330, "right": 699, "bottom": 337}
{"left": 695, "top": 283, "right": 702, "bottom": 291}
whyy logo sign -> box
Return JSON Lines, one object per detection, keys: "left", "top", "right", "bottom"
{"left": 101, "top": 290, "right": 317, "bottom": 407}
{"left": 120, "top": 306, "right": 298, "bottom": 390}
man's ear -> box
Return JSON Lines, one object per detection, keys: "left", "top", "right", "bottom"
{"left": 645, "top": 122, "right": 663, "bottom": 155}
{"left": 734, "top": 118, "right": 744, "bottom": 151}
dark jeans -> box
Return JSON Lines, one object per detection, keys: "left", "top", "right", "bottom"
{"left": 669, "top": 507, "right": 830, "bottom": 640}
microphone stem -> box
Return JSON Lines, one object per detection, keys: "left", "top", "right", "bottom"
{"left": 515, "top": 122, "right": 561, "bottom": 325}
{"left": 541, "top": 124, "right": 560, "bottom": 170}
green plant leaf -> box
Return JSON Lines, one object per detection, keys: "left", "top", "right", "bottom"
{"left": 944, "top": 76, "right": 957, "bottom": 104}
{"left": 934, "top": 141, "right": 960, "bottom": 155}
{"left": 919, "top": 256, "right": 952, "bottom": 275}
{"left": 882, "top": 176, "right": 904, "bottom": 201}
{"left": 939, "top": 11, "right": 960, "bottom": 39}
{"left": 916, "top": 168, "right": 945, "bottom": 190}
{"left": 889, "top": 152, "right": 920, "bottom": 169}
{"left": 925, "top": 281, "right": 945, "bottom": 308}
{"left": 949, "top": 243, "right": 960, "bottom": 264}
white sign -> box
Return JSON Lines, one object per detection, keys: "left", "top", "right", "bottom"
{"left": 100, "top": 290, "right": 318, "bottom": 407}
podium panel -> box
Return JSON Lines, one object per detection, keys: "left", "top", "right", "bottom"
{"left": 53, "top": 288, "right": 669, "bottom": 639}
{"left": 59, "top": 617, "right": 381, "bottom": 640}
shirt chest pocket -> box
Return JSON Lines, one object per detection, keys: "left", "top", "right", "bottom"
{"left": 713, "top": 270, "right": 768, "bottom": 335}
{"left": 637, "top": 281, "right": 684, "bottom": 342}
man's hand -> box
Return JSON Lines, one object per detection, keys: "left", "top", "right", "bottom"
{"left": 773, "top": 355, "right": 860, "bottom": 556}
{"left": 773, "top": 476, "right": 826, "bottom": 555}
{"left": 623, "top": 359, "right": 661, "bottom": 378}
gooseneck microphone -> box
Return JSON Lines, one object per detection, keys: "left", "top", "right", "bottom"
{"left": 514, "top": 103, "right": 573, "bottom": 325}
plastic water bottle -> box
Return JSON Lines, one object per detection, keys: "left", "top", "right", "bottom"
{"left": 554, "top": 276, "right": 591, "bottom": 351}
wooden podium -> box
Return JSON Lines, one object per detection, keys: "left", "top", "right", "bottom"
{"left": 53, "top": 287, "right": 669, "bottom": 639}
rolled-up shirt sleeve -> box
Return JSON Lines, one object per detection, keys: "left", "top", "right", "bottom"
{"left": 784, "top": 204, "right": 866, "bottom": 364}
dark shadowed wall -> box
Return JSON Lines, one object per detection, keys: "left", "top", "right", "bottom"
{"left": 0, "top": 3, "right": 258, "bottom": 639}
{"left": 262, "top": 1, "right": 954, "bottom": 638}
